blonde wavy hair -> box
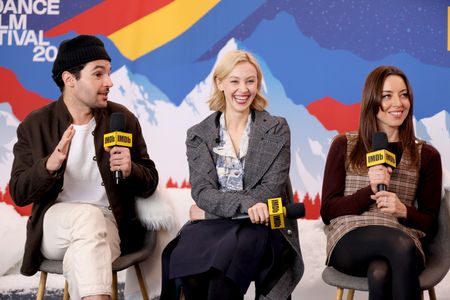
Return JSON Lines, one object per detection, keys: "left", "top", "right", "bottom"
{"left": 208, "top": 50, "right": 268, "bottom": 112}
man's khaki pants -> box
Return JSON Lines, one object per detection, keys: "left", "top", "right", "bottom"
{"left": 41, "top": 203, "right": 121, "bottom": 299}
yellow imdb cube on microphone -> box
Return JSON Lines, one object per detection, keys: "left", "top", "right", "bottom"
{"left": 268, "top": 197, "right": 285, "bottom": 229}
{"left": 104, "top": 132, "right": 133, "bottom": 148}
{"left": 366, "top": 149, "right": 396, "bottom": 168}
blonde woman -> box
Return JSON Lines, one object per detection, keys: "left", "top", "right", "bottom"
{"left": 161, "top": 50, "right": 303, "bottom": 300}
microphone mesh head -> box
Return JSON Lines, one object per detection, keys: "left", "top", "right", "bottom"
{"left": 285, "top": 203, "right": 305, "bottom": 219}
{"left": 110, "top": 112, "right": 125, "bottom": 132}
{"left": 372, "top": 132, "right": 388, "bottom": 151}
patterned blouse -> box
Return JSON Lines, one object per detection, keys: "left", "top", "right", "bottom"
{"left": 213, "top": 113, "right": 252, "bottom": 192}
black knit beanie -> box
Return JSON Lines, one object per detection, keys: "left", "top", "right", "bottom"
{"left": 52, "top": 35, "right": 111, "bottom": 86}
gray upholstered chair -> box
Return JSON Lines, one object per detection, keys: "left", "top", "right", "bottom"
{"left": 322, "top": 190, "right": 450, "bottom": 300}
{"left": 36, "top": 230, "right": 156, "bottom": 300}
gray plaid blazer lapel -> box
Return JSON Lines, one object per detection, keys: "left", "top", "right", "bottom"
{"left": 187, "top": 113, "right": 220, "bottom": 187}
{"left": 244, "top": 111, "right": 288, "bottom": 190}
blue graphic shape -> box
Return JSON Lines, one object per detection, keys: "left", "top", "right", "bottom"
{"left": 242, "top": 12, "right": 450, "bottom": 118}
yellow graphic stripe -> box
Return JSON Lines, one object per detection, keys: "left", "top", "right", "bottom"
{"left": 109, "top": 0, "right": 220, "bottom": 60}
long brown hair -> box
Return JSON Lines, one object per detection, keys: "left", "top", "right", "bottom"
{"left": 208, "top": 50, "right": 268, "bottom": 112}
{"left": 349, "top": 65, "right": 419, "bottom": 171}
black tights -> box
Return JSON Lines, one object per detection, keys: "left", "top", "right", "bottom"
{"left": 329, "top": 226, "right": 424, "bottom": 300}
{"left": 181, "top": 269, "right": 243, "bottom": 300}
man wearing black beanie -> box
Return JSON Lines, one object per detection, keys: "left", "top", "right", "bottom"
{"left": 9, "top": 35, "right": 159, "bottom": 299}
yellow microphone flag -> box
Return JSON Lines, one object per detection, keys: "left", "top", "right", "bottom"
{"left": 103, "top": 132, "right": 133, "bottom": 148}
{"left": 268, "top": 197, "right": 285, "bottom": 229}
{"left": 366, "top": 149, "right": 396, "bottom": 168}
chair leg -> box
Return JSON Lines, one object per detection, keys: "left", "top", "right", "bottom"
{"left": 347, "top": 289, "right": 355, "bottom": 300}
{"left": 134, "top": 263, "right": 149, "bottom": 300}
{"left": 336, "top": 287, "right": 344, "bottom": 300}
{"left": 36, "top": 271, "right": 47, "bottom": 300}
{"left": 63, "top": 280, "right": 69, "bottom": 300}
{"left": 428, "top": 287, "right": 437, "bottom": 300}
{"left": 112, "top": 271, "right": 118, "bottom": 300}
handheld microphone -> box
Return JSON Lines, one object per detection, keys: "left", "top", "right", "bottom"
{"left": 366, "top": 132, "right": 396, "bottom": 191}
{"left": 232, "top": 199, "right": 305, "bottom": 229}
{"left": 104, "top": 112, "right": 133, "bottom": 184}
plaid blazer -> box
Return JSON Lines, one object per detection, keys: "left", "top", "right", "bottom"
{"left": 185, "top": 110, "right": 304, "bottom": 299}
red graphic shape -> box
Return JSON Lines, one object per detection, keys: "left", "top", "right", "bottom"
{"left": 307, "top": 96, "right": 360, "bottom": 133}
{"left": 180, "top": 179, "right": 191, "bottom": 189}
{"left": 166, "top": 177, "right": 178, "bottom": 188}
{"left": 0, "top": 67, "right": 50, "bottom": 121}
{"left": 302, "top": 192, "right": 321, "bottom": 220}
{"left": 1, "top": 185, "right": 31, "bottom": 216}
{"left": 46, "top": 0, "right": 174, "bottom": 37}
